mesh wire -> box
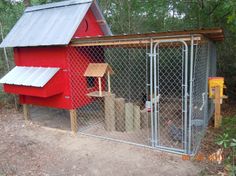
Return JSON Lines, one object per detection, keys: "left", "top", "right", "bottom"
{"left": 67, "top": 38, "right": 215, "bottom": 154}
{"left": 68, "top": 44, "right": 151, "bottom": 145}
{"left": 155, "top": 42, "right": 187, "bottom": 151}
{"left": 208, "top": 42, "right": 217, "bottom": 119}
{"left": 190, "top": 41, "right": 209, "bottom": 154}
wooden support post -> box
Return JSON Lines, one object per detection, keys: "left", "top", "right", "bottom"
{"left": 133, "top": 105, "right": 141, "bottom": 130}
{"left": 107, "top": 71, "right": 111, "bottom": 93}
{"left": 70, "top": 109, "right": 78, "bottom": 134}
{"left": 14, "top": 95, "right": 19, "bottom": 111}
{"left": 125, "top": 103, "right": 134, "bottom": 132}
{"left": 98, "top": 77, "right": 102, "bottom": 96}
{"left": 105, "top": 94, "right": 115, "bottom": 131}
{"left": 214, "top": 86, "right": 222, "bottom": 128}
{"left": 23, "top": 104, "right": 30, "bottom": 121}
{"left": 141, "top": 109, "right": 148, "bottom": 129}
{"left": 115, "top": 98, "right": 125, "bottom": 132}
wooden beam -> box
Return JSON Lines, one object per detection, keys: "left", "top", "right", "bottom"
{"left": 70, "top": 36, "right": 202, "bottom": 47}
{"left": 133, "top": 105, "right": 141, "bottom": 130}
{"left": 97, "top": 20, "right": 106, "bottom": 23}
{"left": 141, "top": 109, "right": 149, "bottom": 129}
{"left": 87, "top": 91, "right": 110, "bottom": 97}
{"left": 125, "top": 103, "right": 134, "bottom": 131}
{"left": 214, "top": 86, "right": 222, "bottom": 128}
{"left": 98, "top": 77, "right": 102, "bottom": 96}
{"left": 23, "top": 104, "right": 30, "bottom": 121}
{"left": 115, "top": 98, "right": 125, "bottom": 132}
{"left": 107, "top": 71, "right": 111, "bottom": 93}
{"left": 70, "top": 109, "right": 78, "bottom": 134}
{"left": 105, "top": 94, "right": 115, "bottom": 131}
{"left": 70, "top": 28, "right": 224, "bottom": 45}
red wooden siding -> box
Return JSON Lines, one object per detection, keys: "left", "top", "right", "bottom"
{"left": 73, "top": 9, "right": 103, "bottom": 38}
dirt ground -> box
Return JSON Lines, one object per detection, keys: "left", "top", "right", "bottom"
{"left": 0, "top": 107, "right": 204, "bottom": 176}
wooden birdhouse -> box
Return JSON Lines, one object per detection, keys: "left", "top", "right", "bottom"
{"left": 84, "top": 63, "right": 114, "bottom": 97}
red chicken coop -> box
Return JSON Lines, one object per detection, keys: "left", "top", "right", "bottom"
{"left": 0, "top": 0, "right": 111, "bottom": 111}
{"left": 0, "top": 0, "right": 225, "bottom": 156}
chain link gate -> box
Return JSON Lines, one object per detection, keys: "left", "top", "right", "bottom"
{"left": 67, "top": 36, "right": 214, "bottom": 155}
{"left": 150, "top": 40, "right": 188, "bottom": 153}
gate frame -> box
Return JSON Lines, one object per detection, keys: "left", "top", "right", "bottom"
{"left": 150, "top": 39, "right": 188, "bottom": 154}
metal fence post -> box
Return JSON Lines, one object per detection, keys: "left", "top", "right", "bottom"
{"left": 184, "top": 41, "right": 188, "bottom": 153}
{"left": 188, "top": 36, "right": 194, "bottom": 154}
{"left": 153, "top": 42, "right": 158, "bottom": 146}
{"left": 204, "top": 41, "right": 210, "bottom": 125}
{"left": 150, "top": 38, "right": 154, "bottom": 147}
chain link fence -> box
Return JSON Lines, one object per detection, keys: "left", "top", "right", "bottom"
{"left": 68, "top": 44, "right": 151, "bottom": 146}
{"left": 67, "top": 37, "right": 214, "bottom": 154}
{"left": 189, "top": 41, "right": 217, "bottom": 155}
{"left": 189, "top": 41, "right": 209, "bottom": 154}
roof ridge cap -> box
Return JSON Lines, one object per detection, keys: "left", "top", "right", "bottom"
{"left": 25, "top": 0, "right": 93, "bottom": 13}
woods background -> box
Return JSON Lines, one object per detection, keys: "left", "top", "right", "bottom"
{"left": 0, "top": 0, "right": 236, "bottom": 105}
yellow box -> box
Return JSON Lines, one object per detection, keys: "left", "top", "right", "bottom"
{"left": 208, "top": 77, "right": 224, "bottom": 98}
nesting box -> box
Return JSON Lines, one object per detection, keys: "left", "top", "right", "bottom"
{"left": 208, "top": 77, "right": 224, "bottom": 98}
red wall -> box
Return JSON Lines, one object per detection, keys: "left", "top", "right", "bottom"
{"left": 14, "top": 46, "right": 68, "bottom": 68}
{"left": 73, "top": 9, "right": 103, "bottom": 38}
{"left": 12, "top": 8, "right": 105, "bottom": 110}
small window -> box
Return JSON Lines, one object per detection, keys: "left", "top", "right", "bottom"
{"left": 86, "top": 77, "right": 95, "bottom": 88}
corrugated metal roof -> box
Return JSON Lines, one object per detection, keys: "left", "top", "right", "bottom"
{"left": 25, "top": 0, "right": 92, "bottom": 12}
{"left": 0, "top": 66, "right": 60, "bottom": 87}
{"left": 0, "top": 0, "right": 111, "bottom": 48}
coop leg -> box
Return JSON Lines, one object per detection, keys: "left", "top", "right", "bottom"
{"left": 23, "top": 104, "right": 30, "bottom": 121}
{"left": 70, "top": 109, "right": 78, "bottom": 134}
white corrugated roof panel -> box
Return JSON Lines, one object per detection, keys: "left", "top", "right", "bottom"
{"left": 0, "top": 0, "right": 111, "bottom": 48}
{"left": 0, "top": 66, "right": 60, "bottom": 87}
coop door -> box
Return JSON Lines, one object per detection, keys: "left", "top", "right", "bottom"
{"left": 151, "top": 40, "right": 188, "bottom": 153}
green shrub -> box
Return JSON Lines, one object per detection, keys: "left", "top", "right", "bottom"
{"left": 216, "top": 116, "right": 236, "bottom": 176}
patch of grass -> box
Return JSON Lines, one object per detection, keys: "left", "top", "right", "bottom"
{"left": 215, "top": 115, "right": 236, "bottom": 175}
{"left": 221, "top": 116, "right": 236, "bottom": 139}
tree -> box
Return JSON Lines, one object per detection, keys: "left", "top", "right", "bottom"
{"left": 99, "top": 0, "right": 236, "bottom": 99}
